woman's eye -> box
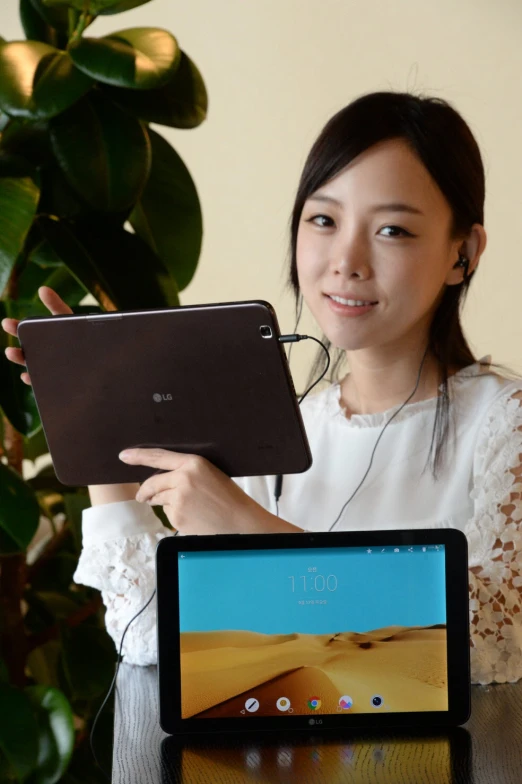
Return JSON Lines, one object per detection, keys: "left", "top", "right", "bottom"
{"left": 379, "top": 225, "right": 413, "bottom": 237}
{"left": 306, "top": 214, "right": 334, "bottom": 228}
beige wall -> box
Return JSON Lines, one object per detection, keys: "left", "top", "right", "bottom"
{"left": 3, "top": 0, "right": 522, "bottom": 393}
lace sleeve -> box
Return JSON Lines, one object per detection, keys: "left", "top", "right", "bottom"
{"left": 466, "top": 388, "right": 522, "bottom": 684}
{"left": 73, "top": 502, "right": 176, "bottom": 666}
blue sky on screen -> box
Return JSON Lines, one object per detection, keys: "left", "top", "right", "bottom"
{"left": 178, "top": 546, "right": 446, "bottom": 635}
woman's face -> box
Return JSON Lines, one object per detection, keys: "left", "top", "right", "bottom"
{"left": 296, "top": 138, "right": 466, "bottom": 355}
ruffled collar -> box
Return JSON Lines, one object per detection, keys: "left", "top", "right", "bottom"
{"left": 323, "top": 356, "right": 492, "bottom": 429}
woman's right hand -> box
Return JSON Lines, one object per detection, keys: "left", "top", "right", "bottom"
{"left": 1, "top": 286, "right": 73, "bottom": 386}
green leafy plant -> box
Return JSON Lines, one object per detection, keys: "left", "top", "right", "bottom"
{"left": 0, "top": 0, "right": 207, "bottom": 779}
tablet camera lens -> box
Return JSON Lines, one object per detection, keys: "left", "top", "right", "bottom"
{"left": 259, "top": 325, "right": 273, "bottom": 339}
{"left": 371, "top": 695, "right": 384, "bottom": 708}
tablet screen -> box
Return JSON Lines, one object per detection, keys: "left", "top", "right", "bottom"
{"left": 177, "top": 545, "right": 448, "bottom": 720}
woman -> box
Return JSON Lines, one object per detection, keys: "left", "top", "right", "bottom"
{"left": 3, "top": 91, "right": 522, "bottom": 684}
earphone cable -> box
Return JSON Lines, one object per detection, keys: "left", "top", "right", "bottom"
{"left": 275, "top": 334, "right": 331, "bottom": 515}
{"left": 286, "top": 295, "right": 304, "bottom": 367}
{"left": 327, "top": 345, "right": 430, "bottom": 531}
{"left": 297, "top": 336, "right": 331, "bottom": 404}
{"left": 89, "top": 588, "right": 157, "bottom": 780}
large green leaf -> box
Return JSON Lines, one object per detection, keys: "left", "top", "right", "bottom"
{"left": 15, "top": 239, "right": 87, "bottom": 298}
{"left": 75, "top": 218, "right": 180, "bottom": 307}
{"left": 105, "top": 50, "right": 208, "bottom": 129}
{"left": 0, "top": 149, "right": 36, "bottom": 178}
{"left": 0, "top": 683, "right": 39, "bottom": 780}
{"left": 0, "top": 118, "right": 53, "bottom": 168}
{"left": 60, "top": 626, "right": 116, "bottom": 701}
{"left": 32, "top": 215, "right": 179, "bottom": 308}
{"left": 0, "top": 461, "right": 41, "bottom": 553}
{"left": 15, "top": 258, "right": 56, "bottom": 299}
{"left": 26, "top": 685, "right": 74, "bottom": 784}
{"left": 0, "top": 175, "right": 39, "bottom": 297}
{"left": 0, "top": 42, "right": 94, "bottom": 120}
{"left": 27, "top": 642, "right": 62, "bottom": 690}
{"left": 69, "top": 27, "right": 181, "bottom": 90}
{"left": 0, "top": 526, "right": 23, "bottom": 555}
{"left": 38, "top": 159, "right": 87, "bottom": 219}
{"left": 60, "top": 710, "right": 114, "bottom": 783}
{"left": 97, "top": 0, "right": 154, "bottom": 14}
{"left": 45, "top": 0, "right": 148, "bottom": 10}
{"left": 130, "top": 130, "right": 202, "bottom": 291}
{"left": 49, "top": 92, "right": 151, "bottom": 211}
{"left": 20, "top": 0, "right": 69, "bottom": 48}
{"left": 28, "top": 0, "right": 70, "bottom": 34}
{"left": 29, "top": 216, "right": 118, "bottom": 307}
{"left": 40, "top": 264, "right": 89, "bottom": 302}
{"left": 46, "top": 0, "right": 153, "bottom": 11}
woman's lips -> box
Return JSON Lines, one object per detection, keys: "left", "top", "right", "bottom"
{"left": 325, "top": 294, "right": 378, "bottom": 317}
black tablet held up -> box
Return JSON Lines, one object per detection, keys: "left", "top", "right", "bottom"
{"left": 17, "top": 300, "right": 312, "bottom": 486}
{"left": 156, "top": 529, "right": 471, "bottom": 735}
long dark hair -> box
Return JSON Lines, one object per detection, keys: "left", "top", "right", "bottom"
{"left": 288, "top": 91, "right": 486, "bottom": 477}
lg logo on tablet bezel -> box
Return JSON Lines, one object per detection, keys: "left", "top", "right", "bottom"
{"left": 153, "top": 393, "right": 173, "bottom": 402}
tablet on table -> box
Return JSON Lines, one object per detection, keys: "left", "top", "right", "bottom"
{"left": 156, "top": 528, "right": 470, "bottom": 734}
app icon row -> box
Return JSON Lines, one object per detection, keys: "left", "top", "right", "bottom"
{"left": 241, "top": 694, "right": 386, "bottom": 713}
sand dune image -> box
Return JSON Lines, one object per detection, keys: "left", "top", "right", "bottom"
{"left": 180, "top": 624, "right": 448, "bottom": 718}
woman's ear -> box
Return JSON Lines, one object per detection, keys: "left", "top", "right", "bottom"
{"left": 446, "top": 223, "right": 487, "bottom": 286}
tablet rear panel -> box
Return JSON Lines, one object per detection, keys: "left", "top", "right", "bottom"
{"left": 17, "top": 301, "right": 312, "bottom": 486}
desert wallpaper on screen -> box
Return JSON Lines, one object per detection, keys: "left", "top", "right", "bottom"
{"left": 180, "top": 622, "right": 448, "bottom": 718}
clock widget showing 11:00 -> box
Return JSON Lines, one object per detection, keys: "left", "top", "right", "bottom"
{"left": 288, "top": 567, "right": 338, "bottom": 592}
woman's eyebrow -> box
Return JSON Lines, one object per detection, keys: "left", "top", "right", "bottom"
{"left": 307, "top": 194, "right": 424, "bottom": 216}
{"left": 307, "top": 193, "right": 343, "bottom": 207}
{"left": 372, "top": 202, "right": 424, "bottom": 216}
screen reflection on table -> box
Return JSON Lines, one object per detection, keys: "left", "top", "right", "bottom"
{"left": 161, "top": 727, "right": 471, "bottom": 783}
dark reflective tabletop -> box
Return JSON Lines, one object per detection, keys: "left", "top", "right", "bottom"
{"left": 161, "top": 727, "right": 471, "bottom": 783}
{"left": 112, "top": 665, "right": 522, "bottom": 784}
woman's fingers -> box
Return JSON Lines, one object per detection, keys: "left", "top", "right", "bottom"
{"left": 1, "top": 336, "right": 32, "bottom": 383}
{"left": 1, "top": 286, "right": 73, "bottom": 387}
{"left": 37, "top": 285, "right": 73, "bottom": 316}
{"left": 4, "top": 345, "right": 25, "bottom": 366}
{"left": 1, "top": 317, "right": 20, "bottom": 337}
{"left": 1, "top": 287, "right": 72, "bottom": 339}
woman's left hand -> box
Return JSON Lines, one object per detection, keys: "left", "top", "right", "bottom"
{"left": 119, "top": 448, "right": 299, "bottom": 535}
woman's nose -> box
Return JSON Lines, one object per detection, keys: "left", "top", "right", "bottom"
{"left": 330, "top": 232, "right": 372, "bottom": 279}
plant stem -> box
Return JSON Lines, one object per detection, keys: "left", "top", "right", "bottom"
{"left": 68, "top": 2, "right": 95, "bottom": 48}
{"left": 68, "top": 9, "right": 81, "bottom": 39}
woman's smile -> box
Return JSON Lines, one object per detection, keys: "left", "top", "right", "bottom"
{"left": 325, "top": 292, "right": 379, "bottom": 317}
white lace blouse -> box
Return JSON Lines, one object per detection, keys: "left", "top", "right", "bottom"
{"left": 73, "top": 359, "right": 522, "bottom": 685}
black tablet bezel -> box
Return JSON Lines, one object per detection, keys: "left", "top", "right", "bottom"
{"left": 156, "top": 529, "right": 470, "bottom": 735}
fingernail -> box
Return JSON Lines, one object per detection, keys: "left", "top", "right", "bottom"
{"left": 119, "top": 450, "right": 131, "bottom": 460}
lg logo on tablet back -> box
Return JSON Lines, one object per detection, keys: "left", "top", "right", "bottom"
{"left": 153, "top": 393, "right": 172, "bottom": 402}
